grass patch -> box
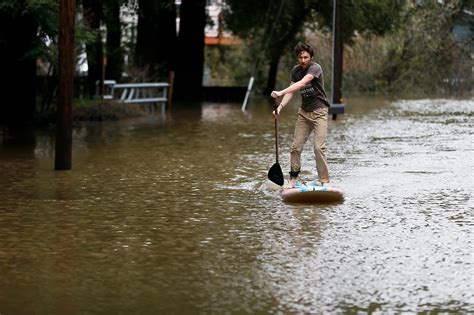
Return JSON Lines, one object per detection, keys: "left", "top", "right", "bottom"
{"left": 35, "top": 99, "right": 151, "bottom": 126}
{"left": 72, "top": 100, "right": 148, "bottom": 121}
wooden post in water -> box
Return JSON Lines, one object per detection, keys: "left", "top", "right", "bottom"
{"left": 331, "top": 0, "right": 345, "bottom": 120}
{"left": 100, "top": 55, "right": 107, "bottom": 97}
{"left": 167, "top": 70, "right": 174, "bottom": 111}
{"left": 55, "top": 0, "right": 76, "bottom": 170}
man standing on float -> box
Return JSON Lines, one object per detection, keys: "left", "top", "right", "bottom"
{"left": 271, "top": 42, "right": 331, "bottom": 188}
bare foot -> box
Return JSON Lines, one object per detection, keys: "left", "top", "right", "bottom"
{"left": 284, "top": 178, "right": 297, "bottom": 189}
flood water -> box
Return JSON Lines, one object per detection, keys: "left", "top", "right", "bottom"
{"left": 0, "top": 97, "right": 472, "bottom": 314}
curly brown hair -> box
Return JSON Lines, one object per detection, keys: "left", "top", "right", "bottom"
{"left": 294, "top": 42, "right": 314, "bottom": 58}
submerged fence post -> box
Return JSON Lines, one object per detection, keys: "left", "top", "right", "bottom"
{"left": 55, "top": 0, "right": 76, "bottom": 170}
{"left": 241, "top": 76, "right": 254, "bottom": 111}
{"left": 168, "top": 70, "right": 175, "bottom": 111}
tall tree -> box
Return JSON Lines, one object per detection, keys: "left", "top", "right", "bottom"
{"left": 0, "top": 1, "right": 57, "bottom": 127}
{"left": 224, "top": 0, "right": 318, "bottom": 94}
{"left": 156, "top": 0, "right": 177, "bottom": 73}
{"left": 174, "top": 0, "right": 206, "bottom": 101}
{"left": 224, "top": 0, "right": 404, "bottom": 94}
{"left": 136, "top": 0, "right": 160, "bottom": 72}
{"left": 104, "top": 0, "right": 123, "bottom": 80}
{"left": 263, "top": 0, "right": 307, "bottom": 95}
{"left": 379, "top": 0, "right": 472, "bottom": 94}
{"left": 82, "top": 0, "right": 104, "bottom": 96}
{"left": 0, "top": 11, "right": 37, "bottom": 126}
{"left": 135, "top": 0, "right": 176, "bottom": 80}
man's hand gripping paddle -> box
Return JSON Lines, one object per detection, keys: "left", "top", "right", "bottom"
{"left": 268, "top": 102, "right": 284, "bottom": 186}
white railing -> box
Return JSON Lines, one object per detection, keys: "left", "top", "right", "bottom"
{"left": 96, "top": 80, "right": 169, "bottom": 115}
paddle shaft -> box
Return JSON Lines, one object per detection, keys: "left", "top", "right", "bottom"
{"left": 268, "top": 101, "right": 284, "bottom": 186}
{"left": 274, "top": 116, "right": 279, "bottom": 163}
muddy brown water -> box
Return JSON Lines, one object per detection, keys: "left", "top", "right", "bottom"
{"left": 0, "top": 97, "right": 472, "bottom": 313}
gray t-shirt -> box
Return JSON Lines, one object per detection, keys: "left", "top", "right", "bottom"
{"left": 290, "top": 62, "right": 330, "bottom": 111}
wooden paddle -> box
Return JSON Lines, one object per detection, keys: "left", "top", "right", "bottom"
{"left": 268, "top": 103, "right": 284, "bottom": 186}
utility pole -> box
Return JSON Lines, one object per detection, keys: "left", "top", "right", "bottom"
{"left": 330, "top": 0, "right": 345, "bottom": 120}
{"left": 55, "top": 0, "right": 76, "bottom": 170}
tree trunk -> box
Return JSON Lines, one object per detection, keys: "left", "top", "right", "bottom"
{"left": 136, "top": 0, "right": 177, "bottom": 80}
{"left": 104, "top": 0, "right": 123, "bottom": 81}
{"left": 174, "top": 0, "right": 206, "bottom": 102}
{"left": 157, "top": 0, "right": 177, "bottom": 72}
{"left": 136, "top": 0, "right": 160, "bottom": 71}
{"left": 264, "top": 57, "right": 280, "bottom": 95}
{"left": 0, "top": 12, "right": 37, "bottom": 127}
{"left": 83, "top": 0, "right": 104, "bottom": 97}
{"left": 262, "top": 0, "right": 306, "bottom": 96}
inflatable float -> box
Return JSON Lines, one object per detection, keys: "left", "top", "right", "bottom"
{"left": 279, "top": 181, "right": 344, "bottom": 203}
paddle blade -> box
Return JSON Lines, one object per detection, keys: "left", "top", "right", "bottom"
{"left": 268, "top": 162, "right": 284, "bottom": 186}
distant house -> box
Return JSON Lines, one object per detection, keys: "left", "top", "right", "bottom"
{"left": 204, "top": 0, "right": 239, "bottom": 45}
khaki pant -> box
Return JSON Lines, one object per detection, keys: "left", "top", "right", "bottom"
{"left": 290, "top": 107, "right": 329, "bottom": 183}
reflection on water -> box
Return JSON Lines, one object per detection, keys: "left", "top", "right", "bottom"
{"left": 0, "top": 97, "right": 473, "bottom": 313}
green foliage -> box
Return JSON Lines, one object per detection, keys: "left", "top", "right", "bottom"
{"left": 343, "top": 0, "right": 404, "bottom": 39}
{"left": 224, "top": 0, "right": 402, "bottom": 48}
{"left": 377, "top": 0, "right": 472, "bottom": 95}
{"left": 204, "top": 44, "right": 257, "bottom": 86}
{"left": 220, "top": 0, "right": 471, "bottom": 96}
{"left": 1, "top": 0, "right": 58, "bottom": 61}
{"left": 0, "top": 0, "right": 96, "bottom": 70}
{"left": 0, "top": 0, "right": 22, "bottom": 12}
{"left": 224, "top": 0, "right": 312, "bottom": 61}
{"left": 1, "top": 0, "right": 108, "bottom": 58}
{"left": 0, "top": 0, "right": 58, "bottom": 35}
{"left": 222, "top": 0, "right": 407, "bottom": 93}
